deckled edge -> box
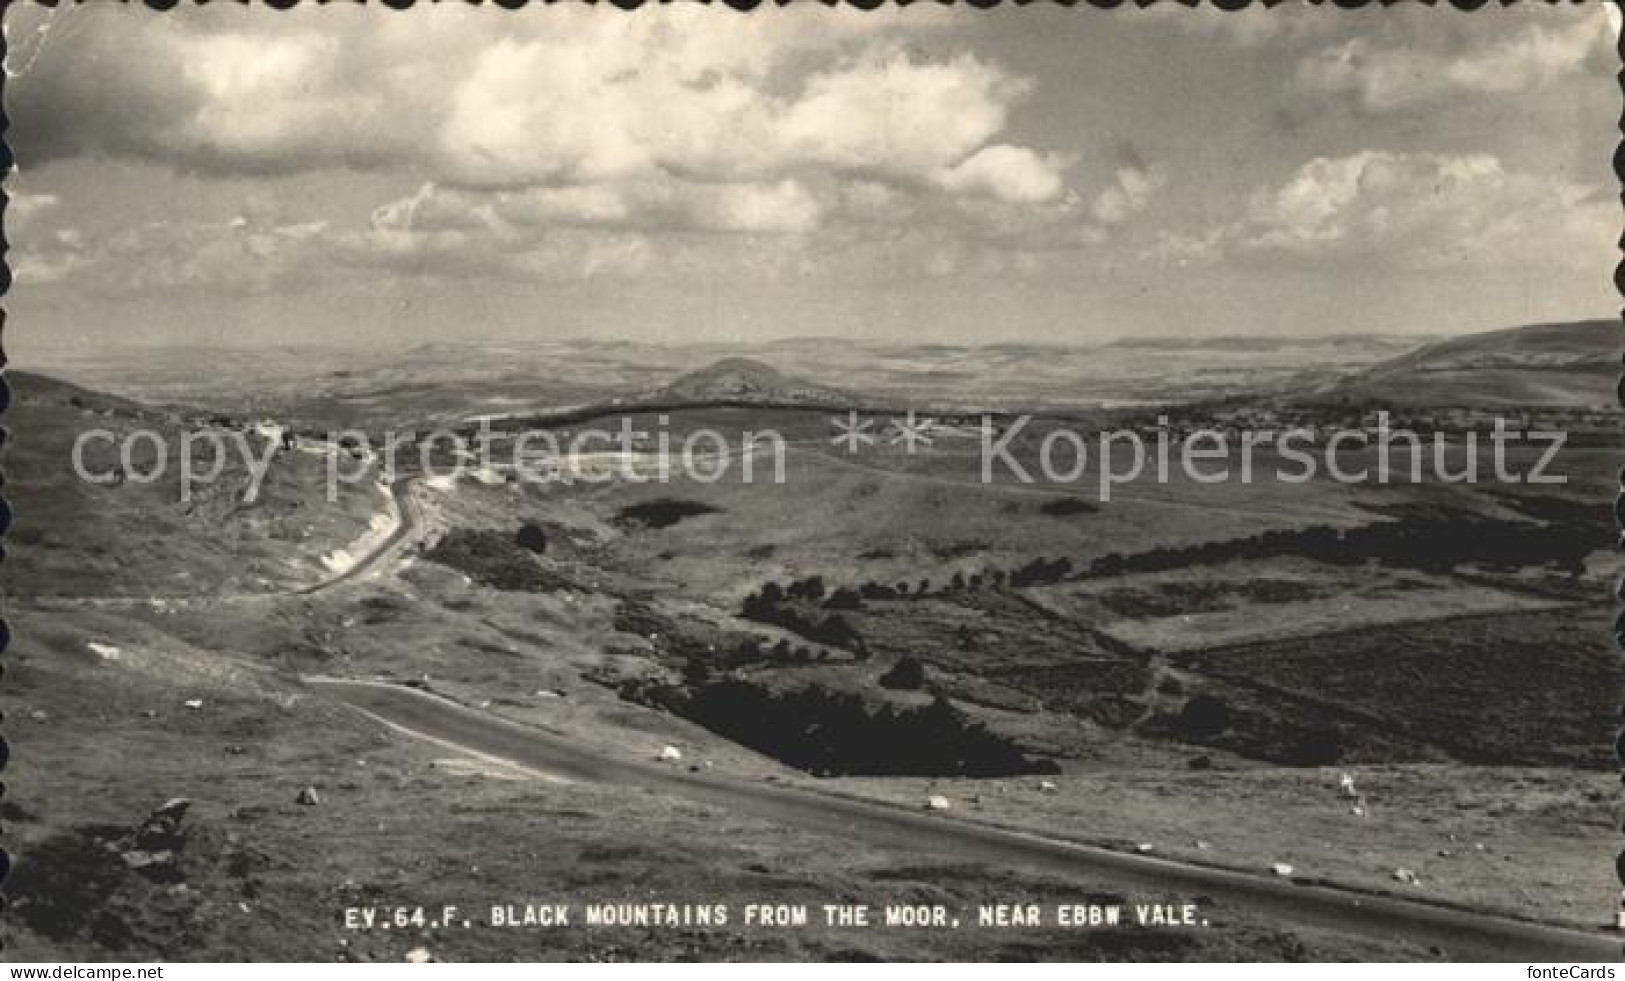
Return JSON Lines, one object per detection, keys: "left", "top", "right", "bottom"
{"left": 1613, "top": 0, "right": 1625, "bottom": 953}
{"left": 0, "top": 0, "right": 15, "bottom": 951}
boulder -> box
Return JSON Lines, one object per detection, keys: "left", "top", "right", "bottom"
{"left": 659, "top": 746, "right": 683, "bottom": 762}
{"left": 925, "top": 795, "right": 951, "bottom": 811}
{"left": 405, "top": 948, "right": 432, "bottom": 964}
{"left": 120, "top": 848, "right": 175, "bottom": 872}
{"left": 147, "top": 798, "right": 191, "bottom": 831}
{"left": 1271, "top": 863, "right": 1295, "bottom": 878}
{"left": 296, "top": 787, "right": 321, "bottom": 806}
{"left": 128, "top": 797, "right": 191, "bottom": 851}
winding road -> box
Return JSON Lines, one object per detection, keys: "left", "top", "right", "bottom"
{"left": 295, "top": 478, "right": 423, "bottom": 595}
{"left": 275, "top": 450, "right": 1616, "bottom": 961}
{"left": 309, "top": 678, "right": 1618, "bottom": 961}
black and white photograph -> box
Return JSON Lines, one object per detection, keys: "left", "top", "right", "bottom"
{"left": 1, "top": 0, "right": 1622, "bottom": 965}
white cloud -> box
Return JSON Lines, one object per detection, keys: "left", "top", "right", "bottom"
{"left": 1297, "top": 10, "right": 1612, "bottom": 110}
{"left": 1156, "top": 149, "right": 1614, "bottom": 271}
{"left": 7, "top": 190, "right": 85, "bottom": 285}
{"left": 15, "top": 4, "right": 1033, "bottom": 196}
{"left": 778, "top": 45, "right": 1032, "bottom": 181}
{"left": 935, "top": 145, "right": 1068, "bottom": 205}
{"left": 9, "top": 189, "right": 60, "bottom": 228}
{"left": 1130, "top": 2, "right": 1344, "bottom": 48}
{"left": 10, "top": 3, "right": 1105, "bottom": 286}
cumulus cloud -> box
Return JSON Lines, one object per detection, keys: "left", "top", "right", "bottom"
{"left": 935, "top": 145, "right": 1069, "bottom": 205}
{"left": 1148, "top": 149, "right": 1613, "bottom": 271}
{"left": 1297, "top": 9, "right": 1612, "bottom": 110}
{"left": 8, "top": 3, "right": 1115, "bottom": 286}
{"left": 12, "top": 4, "right": 1051, "bottom": 196}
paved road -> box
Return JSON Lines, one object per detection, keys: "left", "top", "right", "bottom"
{"left": 295, "top": 479, "right": 421, "bottom": 595}
{"left": 309, "top": 678, "right": 1620, "bottom": 961}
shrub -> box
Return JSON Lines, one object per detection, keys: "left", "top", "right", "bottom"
{"left": 879, "top": 656, "right": 927, "bottom": 691}
{"left": 1175, "top": 694, "right": 1230, "bottom": 740}
{"left": 516, "top": 522, "right": 548, "bottom": 554}
{"left": 425, "top": 529, "right": 565, "bottom": 592}
{"left": 1283, "top": 729, "right": 1344, "bottom": 767}
{"left": 615, "top": 498, "right": 722, "bottom": 529}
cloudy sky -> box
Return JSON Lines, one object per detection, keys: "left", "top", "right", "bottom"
{"left": 6, "top": 3, "right": 1618, "bottom": 355}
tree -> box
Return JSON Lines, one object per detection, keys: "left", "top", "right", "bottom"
{"left": 516, "top": 522, "right": 548, "bottom": 554}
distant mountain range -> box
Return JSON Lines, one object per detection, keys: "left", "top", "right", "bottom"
{"left": 22, "top": 317, "right": 1620, "bottom": 423}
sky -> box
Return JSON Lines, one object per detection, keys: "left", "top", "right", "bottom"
{"left": 4, "top": 2, "right": 1619, "bottom": 356}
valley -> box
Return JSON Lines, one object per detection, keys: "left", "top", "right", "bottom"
{"left": 6, "top": 320, "right": 1621, "bottom": 961}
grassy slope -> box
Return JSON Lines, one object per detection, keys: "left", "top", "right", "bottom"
{"left": 8, "top": 371, "right": 380, "bottom": 597}
{"left": 1306, "top": 319, "right": 1620, "bottom": 410}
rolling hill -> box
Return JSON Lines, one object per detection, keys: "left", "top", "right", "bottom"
{"left": 1298, "top": 318, "right": 1620, "bottom": 410}
{"left": 6, "top": 370, "right": 382, "bottom": 597}
{"left": 645, "top": 356, "right": 854, "bottom": 408}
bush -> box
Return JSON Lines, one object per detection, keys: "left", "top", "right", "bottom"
{"left": 879, "top": 656, "right": 927, "bottom": 691}
{"left": 615, "top": 498, "right": 722, "bottom": 529}
{"left": 425, "top": 529, "right": 565, "bottom": 592}
{"left": 1175, "top": 694, "right": 1230, "bottom": 740}
{"left": 1040, "top": 497, "right": 1099, "bottom": 517}
{"left": 1283, "top": 729, "right": 1344, "bottom": 767}
{"left": 516, "top": 522, "right": 548, "bottom": 554}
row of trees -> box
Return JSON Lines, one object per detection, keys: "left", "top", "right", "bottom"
{"left": 740, "top": 510, "right": 1592, "bottom": 635}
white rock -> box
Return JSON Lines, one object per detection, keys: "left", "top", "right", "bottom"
{"left": 659, "top": 745, "right": 683, "bottom": 762}
{"left": 1135, "top": 842, "right": 1155, "bottom": 854}
{"left": 405, "top": 948, "right": 432, "bottom": 964}
{"left": 1038, "top": 780, "right": 1058, "bottom": 792}
{"left": 88, "top": 642, "right": 122, "bottom": 661}
{"left": 925, "top": 795, "right": 952, "bottom": 811}
{"left": 183, "top": 699, "right": 204, "bottom": 710}
{"left": 1271, "top": 863, "right": 1295, "bottom": 878}
{"left": 1393, "top": 868, "right": 1419, "bottom": 886}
